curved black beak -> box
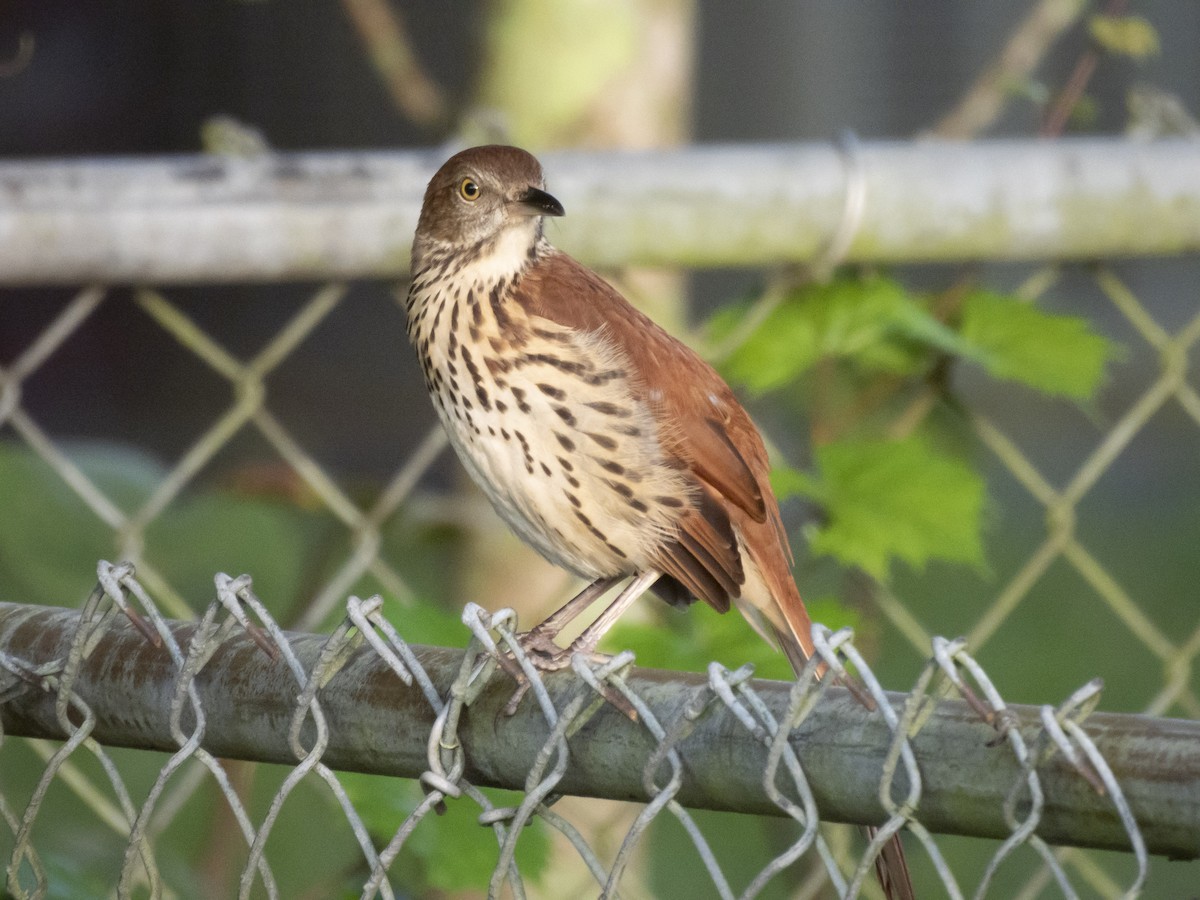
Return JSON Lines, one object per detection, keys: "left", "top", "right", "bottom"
{"left": 515, "top": 186, "right": 564, "bottom": 218}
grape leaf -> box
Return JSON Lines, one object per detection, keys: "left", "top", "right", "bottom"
{"left": 712, "top": 274, "right": 977, "bottom": 394}
{"left": 960, "top": 291, "right": 1115, "bottom": 399}
{"left": 789, "top": 437, "right": 985, "bottom": 578}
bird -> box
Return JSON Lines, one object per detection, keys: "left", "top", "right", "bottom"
{"left": 405, "top": 145, "right": 913, "bottom": 899}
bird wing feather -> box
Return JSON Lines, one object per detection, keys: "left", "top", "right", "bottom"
{"left": 520, "top": 250, "right": 811, "bottom": 659}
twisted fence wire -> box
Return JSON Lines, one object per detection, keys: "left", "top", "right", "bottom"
{"left": 0, "top": 563, "right": 1160, "bottom": 899}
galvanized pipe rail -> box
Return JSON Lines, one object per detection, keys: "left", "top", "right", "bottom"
{"left": 0, "top": 601, "right": 1195, "bottom": 859}
{"left": 1, "top": 139, "right": 1198, "bottom": 285}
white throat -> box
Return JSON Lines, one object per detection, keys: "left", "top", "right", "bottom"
{"left": 466, "top": 218, "right": 543, "bottom": 284}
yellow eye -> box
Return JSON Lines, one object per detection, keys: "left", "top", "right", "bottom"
{"left": 459, "top": 178, "right": 480, "bottom": 201}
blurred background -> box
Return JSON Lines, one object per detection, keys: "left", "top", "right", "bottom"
{"left": 1, "top": 1, "right": 1198, "bottom": 897}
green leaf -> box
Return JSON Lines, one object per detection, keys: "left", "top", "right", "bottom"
{"left": 797, "top": 436, "right": 985, "bottom": 578}
{"left": 712, "top": 274, "right": 979, "bottom": 394}
{"left": 340, "top": 777, "right": 549, "bottom": 892}
{"left": 606, "top": 574, "right": 860, "bottom": 681}
{"left": 607, "top": 607, "right": 792, "bottom": 679}
{"left": 1089, "top": 14, "right": 1160, "bottom": 60}
{"left": 376, "top": 591, "right": 466, "bottom": 647}
{"left": 0, "top": 442, "right": 162, "bottom": 604}
{"left": 769, "top": 463, "right": 820, "bottom": 502}
{"left": 959, "top": 291, "right": 1115, "bottom": 399}
{"left": 146, "top": 492, "right": 317, "bottom": 612}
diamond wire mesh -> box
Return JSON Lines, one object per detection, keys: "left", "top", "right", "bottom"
{"left": 857, "top": 261, "right": 1200, "bottom": 723}
{"left": 0, "top": 245, "right": 1198, "bottom": 893}
{"left": 955, "top": 267, "right": 1200, "bottom": 722}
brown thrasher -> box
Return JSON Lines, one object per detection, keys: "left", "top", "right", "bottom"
{"left": 405, "top": 145, "right": 913, "bottom": 899}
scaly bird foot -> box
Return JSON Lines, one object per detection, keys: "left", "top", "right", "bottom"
{"left": 498, "top": 630, "right": 634, "bottom": 719}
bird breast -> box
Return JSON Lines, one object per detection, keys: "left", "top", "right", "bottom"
{"left": 406, "top": 271, "right": 692, "bottom": 580}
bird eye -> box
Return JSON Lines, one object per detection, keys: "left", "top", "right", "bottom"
{"left": 459, "top": 178, "right": 481, "bottom": 201}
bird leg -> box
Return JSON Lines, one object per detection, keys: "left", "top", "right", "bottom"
{"left": 516, "top": 570, "right": 660, "bottom": 669}
{"left": 504, "top": 570, "right": 661, "bottom": 719}
{"left": 498, "top": 575, "right": 622, "bottom": 715}
{"left": 561, "top": 568, "right": 662, "bottom": 660}
{"left": 517, "top": 574, "right": 622, "bottom": 663}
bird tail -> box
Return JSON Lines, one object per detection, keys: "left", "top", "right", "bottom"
{"left": 866, "top": 826, "right": 916, "bottom": 900}
{"left": 739, "top": 533, "right": 916, "bottom": 899}
{"left": 741, "top": 534, "right": 816, "bottom": 662}
{"left": 771, "top": 610, "right": 916, "bottom": 900}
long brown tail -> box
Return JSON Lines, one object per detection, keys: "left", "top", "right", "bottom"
{"left": 866, "top": 826, "right": 915, "bottom": 900}
{"left": 773, "top": 626, "right": 916, "bottom": 900}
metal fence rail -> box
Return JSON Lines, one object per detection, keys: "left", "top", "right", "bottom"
{"left": 1, "top": 139, "right": 1199, "bottom": 284}
{"left": 0, "top": 564, "right": 1185, "bottom": 900}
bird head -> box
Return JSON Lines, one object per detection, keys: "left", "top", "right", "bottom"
{"left": 413, "top": 145, "right": 564, "bottom": 262}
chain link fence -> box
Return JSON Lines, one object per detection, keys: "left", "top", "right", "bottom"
{"left": 1, "top": 141, "right": 1199, "bottom": 896}
{"left": 1, "top": 562, "right": 1187, "bottom": 899}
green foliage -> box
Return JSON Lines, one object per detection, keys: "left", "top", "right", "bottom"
{"left": 39, "top": 852, "right": 115, "bottom": 900}
{"left": 647, "top": 807, "right": 799, "bottom": 900}
{"left": 0, "top": 441, "right": 347, "bottom": 617}
{"left": 340, "top": 775, "right": 549, "bottom": 892}
{"left": 607, "top": 594, "right": 859, "bottom": 681}
{"left": 711, "top": 274, "right": 979, "bottom": 394}
{"left": 0, "top": 442, "right": 159, "bottom": 604}
{"left": 373, "top": 589, "right": 466, "bottom": 648}
{"left": 608, "top": 608, "right": 785, "bottom": 676}
{"left": 146, "top": 491, "right": 317, "bottom": 610}
{"left": 0, "top": 440, "right": 468, "bottom": 643}
{"left": 1089, "top": 14, "right": 1160, "bottom": 60}
{"left": 775, "top": 438, "right": 985, "bottom": 579}
{"left": 711, "top": 273, "right": 1117, "bottom": 583}
{"left": 958, "top": 290, "right": 1115, "bottom": 399}
{"left": 0, "top": 438, "right": 532, "bottom": 891}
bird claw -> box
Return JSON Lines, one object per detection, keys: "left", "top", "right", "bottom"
{"left": 515, "top": 628, "right": 575, "bottom": 670}
{"left": 496, "top": 630, "right": 636, "bottom": 720}
{"left": 501, "top": 678, "right": 532, "bottom": 717}
{"left": 489, "top": 629, "right": 567, "bottom": 718}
